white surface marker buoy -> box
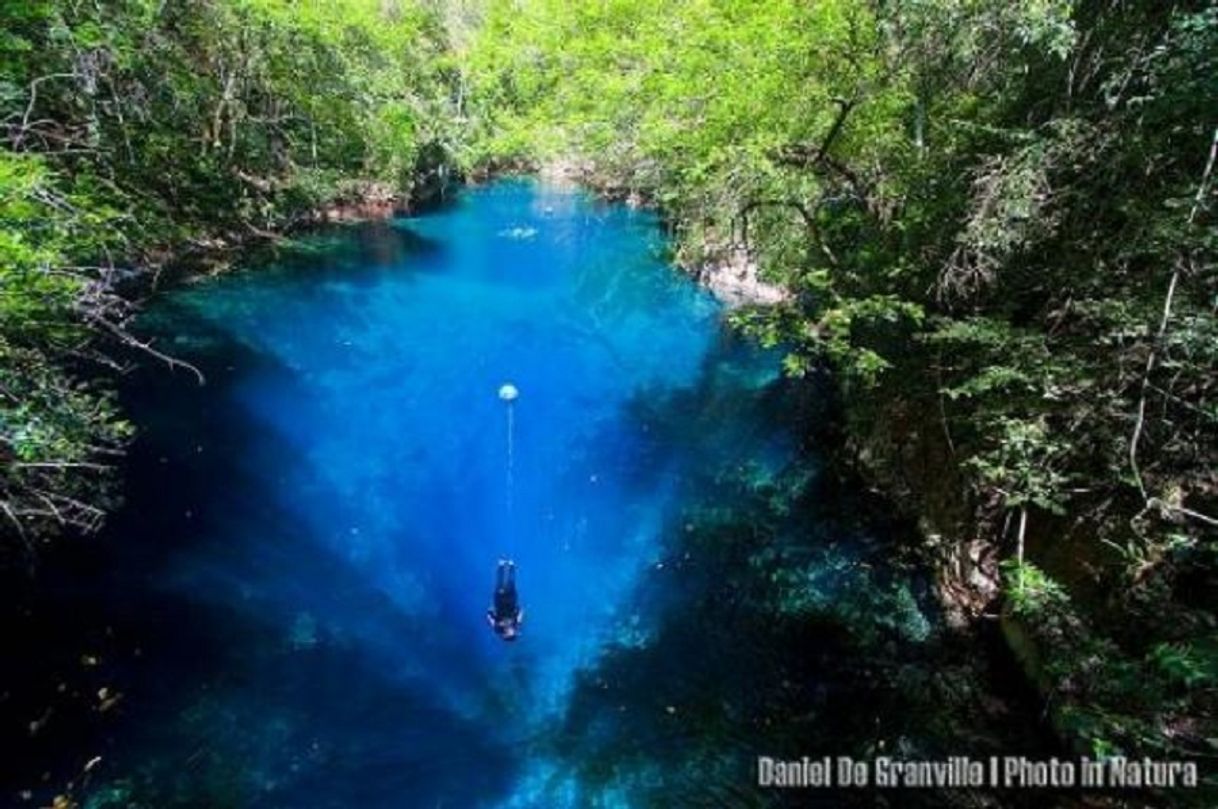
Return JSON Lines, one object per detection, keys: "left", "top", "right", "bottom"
{"left": 498, "top": 383, "right": 519, "bottom": 402}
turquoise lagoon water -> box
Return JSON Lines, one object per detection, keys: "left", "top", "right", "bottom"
{"left": 88, "top": 180, "right": 802, "bottom": 806}
{"left": 24, "top": 180, "right": 1043, "bottom": 808}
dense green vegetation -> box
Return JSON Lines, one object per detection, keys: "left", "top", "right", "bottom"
{"left": 1, "top": 0, "right": 459, "bottom": 558}
{"left": 3, "top": 0, "right": 1216, "bottom": 793}
{"left": 460, "top": 0, "right": 1218, "bottom": 766}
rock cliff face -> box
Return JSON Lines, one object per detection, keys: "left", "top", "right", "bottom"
{"left": 313, "top": 181, "right": 403, "bottom": 223}
{"left": 691, "top": 245, "right": 790, "bottom": 308}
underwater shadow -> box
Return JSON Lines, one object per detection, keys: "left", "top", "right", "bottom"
{"left": 3, "top": 303, "right": 525, "bottom": 808}
{"left": 542, "top": 331, "right": 1059, "bottom": 807}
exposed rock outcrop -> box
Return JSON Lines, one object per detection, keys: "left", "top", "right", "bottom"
{"left": 690, "top": 245, "right": 791, "bottom": 308}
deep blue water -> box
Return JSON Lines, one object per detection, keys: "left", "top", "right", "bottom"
{"left": 2, "top": 179, "right": 1054, "bottom": 808}
{"left": 71, "top": 180, "right": 809, "bottom": 807}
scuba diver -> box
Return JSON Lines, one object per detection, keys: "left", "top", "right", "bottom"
{"left": 487, "top": 559, "right": 524, "bottom": 641}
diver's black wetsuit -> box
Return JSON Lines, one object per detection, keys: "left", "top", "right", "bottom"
{"left": 487, "top": 560, "right": 523, "bottom": 641}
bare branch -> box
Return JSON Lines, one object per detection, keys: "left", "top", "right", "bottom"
{"left": 1129, "top": 125, "right": 1218, "bottom": 497}
{"left": 86, "top": 314, "right": 206, "bottom": 386}
{"left": 13, "top": 73, "right": 78, "bottom": 150}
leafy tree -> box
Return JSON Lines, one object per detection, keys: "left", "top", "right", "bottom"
{"left": 462, "top": 0, "right": 1218, "bottom": 762}
{"left": 0, "top": 0, "right": 459, "bottom": 551}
